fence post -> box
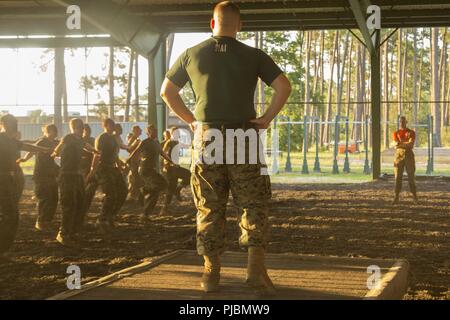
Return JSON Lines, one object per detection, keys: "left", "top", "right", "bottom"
{"left": 343, "top": 117, "right": 350, "bottom": 173}
{"left": 285, "top": 117, "right": 292, "bottom": 172}
{"left": 363, "top": 115, "right": 371, "bottom": 174}
{"left": 272, "top": 116, "right": 279, "bottom": 175}
{"left": 313, "top": 117, "right": 321, "bottom": 173}
{"left": 332, "top": 115, "right": 339, "bottom": 174}
{"left": 302, "top": 116, "right": 309, "bottom": 174}
{"left": 426, "top": 114, "right": 432, "bottom": 175}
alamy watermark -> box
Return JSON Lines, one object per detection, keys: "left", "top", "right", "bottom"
{"left": 66, "top": 264, "right": 81, "bottom": 290}
{"left": 169, "top": 125, "right": 280, "bottom": 176}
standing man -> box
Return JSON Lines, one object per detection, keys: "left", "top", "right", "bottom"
{"left": 160, "top": 1, "right": 291, "bottom": 294}
{"left": 52, "top": 118, "right": 94, "bottom": 246}
{"left": 127, "top": 125, "right": 143, "bottom": 201}
{"left": 160, "top": 127, "right": 191, "bottom": 215}
{"left": 127, "top": 125, "right": 173, "bottom": 220}
{"left": 393, "top": 116, "right": 418, "bottom": 204}
{"left": 80, "top": 124, "right": 96, "bottom": 180}
{"left": 0, "top": 114, "right": 50, "bottom": 255}
{"left": 19, "top": 124, "right": 60, "bottom": 231}
{"left": 87, "top": 118, "right": 128, "bottom": 232}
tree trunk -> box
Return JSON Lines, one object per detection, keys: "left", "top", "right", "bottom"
{"left": 413, "top": 29, "right": 419, "bottom": 146}
{"left": 397, "top": 29, "right": 403, "bottom": 115}
{"left": 61, "top": 49, "right": 68, "bottom": 124}
{"left": 304, "top": 31, "right": 312, "bottom": 149}
{"left": 134, "top": 53, "right": 140, "bottom": 122}
{"left": 337, "top": 31, "right": 349, "bottom": 117}
{"left": 431, "top": 27, "right": 442, "bottom": 146}
{"left": 401, "top": 29, "right": 408, "bottom": 106}
{"left": 322, "top": 31, "right": 338, "bottom": 146}
{"left": 439, "top": 28, "right": 447, "bottom": 132}
{"left": 384, "top": 39, "right": 390, "bottom": 148}
{"left": 54, "top": 48, "right": 64, "bottom": 132}
{"left": 124, "top": 51, "right": 135, "bottom": 122}
{"left": 259, "top": 32, "right": 266, "bottom": 114}
{"left": 346, "top": 37, "right": 353, "bottom": 118}
{"left": 108, "top": 46, "right": 115, "bottom": 119}
{"left": 353, "top": 43, "right": 364, "bottom": 144}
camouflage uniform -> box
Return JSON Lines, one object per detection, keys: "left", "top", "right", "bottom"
{"left": 141, "top": 168, "right": 168, "bottom": 216}
{"left": 95, "top": 165, "right": 128, "bottom": 222}
{"left": 127, "top": 138, "right": 142, "bottom": 200}
{"left": 165, "top": 34, "right": 282, "bottom": 258}
{"left": 162, "top": 139, "right": 190, "bottom": 205}
{"left": 394, "top": 148, "right": 416, "bottom": 196}
{"left": 0, "top": 174, "right": 19, "bottom": 255}
{"left": 33, "top": 137, "right": 60, "bottom": 225}
{"left": 138, "top": 137, "right": 168, "bottom": 216}
{"left": 191, "top": 126, "right": 271, "bottom": 256}
{"left": 85, "top": 132, "right": 127, "bottom": 225}
{"left": 393, "top": 128, "right": 417, "bottom": 197}
{"left": 0, "top": 133, "right": 22, "bottom": 254}
{"left": 58, "top": 134, "right": 86, "bottom": 238}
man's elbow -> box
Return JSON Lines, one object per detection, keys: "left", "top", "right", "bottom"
{"left": 285, "top": 79, "right": 292, "bottom": 96}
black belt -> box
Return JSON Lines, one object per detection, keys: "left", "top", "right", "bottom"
{"left": 199, "top": 122, "right": 256, "bottom": 131}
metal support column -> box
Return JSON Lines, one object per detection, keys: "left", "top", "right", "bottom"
{"left": 363, "top": 115, "right": 371, "bottom": 174}
{"left": 313, "top": 117, "right": 321, "bottom": 173}
{"left": 154, "top": 38, "right": 167, "bottom": 141}
{"left": 285, "top": 117, "right": 292, "bottom": 172}
{"left": 147, "top": 36, "right": 167, "bottom": 140}
{"left": 370, "top": 29, "right": 381, "bottom": 179}
{"left": 53, "top": 47, "right": 63, "bottom": 134}
{"left": 343, "top": 117, "right": 350, "bottom": 173}
{"left": 332, "top": 115, "right": 339, "bottom": 174}
{"left": 301, "top": 116, "right": 309, "bottom": 174}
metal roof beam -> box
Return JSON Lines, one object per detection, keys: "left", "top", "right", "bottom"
{"left": 51, "top": 0, "right": 163, "bottom": 57}
{"left": 348, "top": 0, "right": 376, "bottom": 53}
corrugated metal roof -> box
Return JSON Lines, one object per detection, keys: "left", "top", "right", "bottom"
{"left": 0, "top": 0, "right": 450, "bottom": 35}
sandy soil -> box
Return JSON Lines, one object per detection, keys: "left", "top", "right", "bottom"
{"left": 0, "top": 176, "right": 448, "bottom": 300}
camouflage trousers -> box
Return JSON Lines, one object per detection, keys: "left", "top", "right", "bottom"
{"left": 128, "top": 162, "right": 142, "bottom": 200}
{"left": 59, "top": 173, "right": 85, "bottom": 237}
{"left": 394, "top": 148, "right": 417, "bottom": 196}
{"left": 14, "top": 166, "right": 25, "bottom": 201}
{"left": 140, "top": 168, "right": 168, "bottom": 216}
{"left": 191, "top": 163, "right": 271, "bottom": 256}
{"left": 85, "top": 166, "right": 128, "bottom": 223}
{"left": 0, "top": 174, "right": 19, "bottom": 255}
{"left": 164, "top": 165, "right": 191, "bottom": 206}
{"left": 34, "top": 177, "right": 59, "bottom": 224}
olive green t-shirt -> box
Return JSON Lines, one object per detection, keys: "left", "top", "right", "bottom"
{"left": 166, "top": 35, "right": 283, "bottom": 123}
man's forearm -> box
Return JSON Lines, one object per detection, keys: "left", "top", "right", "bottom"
{"left": 162, "top": 93, "right": 195, "bottom": 125}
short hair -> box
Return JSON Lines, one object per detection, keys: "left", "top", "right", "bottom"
{"left": 213, "top": 1, "right": 240, "bottom": 27}
{"left": 214, "top": 1, "right": 240, "bottom": 16}
{"left": 83, "top": 123, "right": 91, "bottom": 133}
{"left": 132, "top": 125, "right": 141, "bottom": 132}
{"left": 0, "top": 114, "right": 18, "bottom": 132}
{"left": 70, "top": 118, "right": 84, "bottom": 131}
{"left": 44, "top": 124, "right": 58, "bottom": 134}
{"left": 102, "top": 118, "right": 115, "bottom": 127}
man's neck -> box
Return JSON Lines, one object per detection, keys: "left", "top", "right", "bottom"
{"left": 213, "top": 31, "right": 237, "bottom": 38}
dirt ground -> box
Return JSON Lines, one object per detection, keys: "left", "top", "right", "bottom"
{"left": 0, "top": 176, "right": 448, "bottom": 300}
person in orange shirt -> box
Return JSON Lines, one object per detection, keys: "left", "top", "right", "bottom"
{"left": 392, "top": 116, "right": 418, "bottom": 204}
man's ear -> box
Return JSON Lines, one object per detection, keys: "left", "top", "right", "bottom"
{"left": 210, "top": 18, "right": 215, "bottom": 31}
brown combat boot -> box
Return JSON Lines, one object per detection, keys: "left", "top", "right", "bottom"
{"left": 246, "top": 247, "right": 275, "bottom": 296}
{"left": 201, "top": 255, "right": 221, "bottom": 292}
